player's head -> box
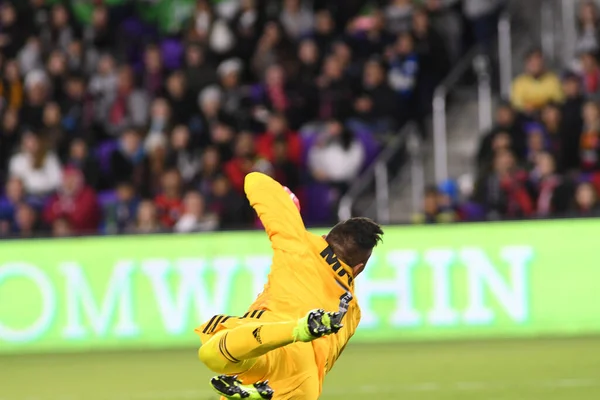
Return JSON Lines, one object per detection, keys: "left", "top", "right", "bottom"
{"left": 325, "top": 217, "right": 383, "bottom": 277}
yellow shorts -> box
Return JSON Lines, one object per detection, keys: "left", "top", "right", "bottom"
{"left": 196, "top": 310, "right": 321, "bottom": 400}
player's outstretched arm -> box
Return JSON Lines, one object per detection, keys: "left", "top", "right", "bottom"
{"left": 244, "top": 172, "right": 305, "bottom": 252}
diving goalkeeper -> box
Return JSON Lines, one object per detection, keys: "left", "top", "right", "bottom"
{"left": 195, "top": 172, "right": 384, "bottom": 400}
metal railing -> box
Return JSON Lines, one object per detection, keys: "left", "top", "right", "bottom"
{"left": 498, "top": 11, "right": 513, "bottom": 99}
{"left": 338, "top": 122, "right": 422, "bottom": 223}
{"left": 560, "top": 0, "right": 577, "bottom": 67}
{"left": 541, "top": 0, "right": 557, "bottom": 65}
{"left": 432, "top": 47, "right": 494, "bottom": 183}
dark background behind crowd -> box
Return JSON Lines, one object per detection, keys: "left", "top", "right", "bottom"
{"left": 0, "top": 0, "right": 507, "bottom": 237}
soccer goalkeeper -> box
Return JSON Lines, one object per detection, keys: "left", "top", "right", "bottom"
{"left": 195, "top": 172, "right": 384, "bottom": 400}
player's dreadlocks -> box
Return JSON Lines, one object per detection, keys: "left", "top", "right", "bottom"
{"left": 326, "top": 217, "right": 384, "bottom": 268}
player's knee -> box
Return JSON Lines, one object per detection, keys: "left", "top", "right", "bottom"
{"left": 198, "top": 344, "right": 227, "bottom": 373}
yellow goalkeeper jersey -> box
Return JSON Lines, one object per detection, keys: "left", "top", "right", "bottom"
{"left": 244, "top": 172, "right": 361, "bottom": 381}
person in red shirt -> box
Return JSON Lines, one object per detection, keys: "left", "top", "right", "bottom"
{"left": 154, "top": 169, "right": 184, "bottom": 228}
{"left": 256, "top": 113, "right": 303, "bottom": 166}
{"left": 224, "top": 132, "right": 260, "bottom": 194}
{"left": 579, "top": 52, "right": 600, "bottom": 97}
{"left": 43, "top": 167, "right": 100, "bottom": 234}
{"left": 473, "top": 149, "right": 534, "bottom": 219}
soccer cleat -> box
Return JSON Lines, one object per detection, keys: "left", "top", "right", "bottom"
{"left": 293, "top": 309, "right": 344, "bottom": 342}
{"left": 210, "top": 375, "right": 274, "bottom": 399}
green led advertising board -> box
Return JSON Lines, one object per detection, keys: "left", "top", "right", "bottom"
{"left": 0, "top": 220, "right": 599, "bottom": 354}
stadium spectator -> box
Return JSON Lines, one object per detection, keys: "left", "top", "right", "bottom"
{"left": 146, "top": 97, "right": 171, "bottom": 148}
{"left": 578, "top": 51, "right": 600, "bottom": 98}
{"left": 61, "top": 73, "right": 90, "bottom": 140}
{"left": 411, "top": 185, "right": 457, "bottom": 224}
{"left": 0, "top": 2, "right": 26, "bottom": 59}
{"left": 529, "top": 152, "right": 571, "bottom": 218}
{"left": 21, "top": 69, "right": 50, "bottom": 130}
{"left": 130, "top": 200, "right": 162, "bottom": 234}
{"left": 183, "top": 44, "right": 218, "bottom": 96}
{"left": 66, "top": 138, "right": 100, "bottom": 189}
{"left": 9, "top": 131, "right": 62, "bottom": 198}
{"left": 154, "top": 169, "right": 184, "bottom": 229}
{"left": 14, "top": 203, "right": 39, "bottom": 238}
{"left": 86, "top": 4, "right": 116, "bottom": 53}
{"left": 174, "top": 191, "right": 218, "bottom": 233}
{"left": 280, "top": 0, "right": 314, "bottom": 40}
{"left": 251, "top": 64, "right": 297, "bottom": 129}
{"left": 103, "top": 181, "right": 140, "bottom": 235}
{"left": 88, "top": 54, "right": 118, "bottom": 131}
{"left": 47, "top": 3, "right": 75, "bottom": 52}
{"left": 207, "top": 174, "right": 252, "bottom": 229}
{"left": 477, "top": 103, "right": 526, "bottom": 171}
{"left": 0, "top": 108, "right": 20, "bottom": 181}
{"left": 579, "top": 100, "right": 600, "bottom": 172}
{"left": 576, "top": 1, "right": 600, "bottom": 56}
{"left": 350, "top": 59, "right": 398, "bottom": 135}
{"left": 2, "top": 59, "right": 24, "bottom": 111}
{"left": 315, "top": 54, "right": 353, "bottom": 121}
{"left": 166, "top": 125, "right": 202, "bottom": 186}
{"left": 43, "top": 167, "right": 100, "bottom": 234}
{"left": 511, "top": 49, "right": 563, "bottom": 114}
{"left": 473, "top": 149, "right": 533, "bottom": 220}
{"left": 225, "top": 132, "right": 262, "bottom": 193}
{"left": 142, "top": 44, "right": 165, "bottom": 99}
{"left": 312, "top": 9, "right": 336, "bottom": 59}
{"left": 52, "top": 217, "right": 73, "bottom": 237}
{"left": 412, "top": 7, "right": 450, "bottom": 112}
{"left": 568, "top": 181, "right": 600, "bottom": 217}
{"left": 0, "top": 177, "right": 26, "bottom": 235}
{"left": 105, "top": 65, "right": 149, "bottom": 136}
{"left": 251, "top": 21, "right": 294, "bottom": 81}
{"left": 423, "top": 0, "right": 463, "bottom": 63}
{"left": 346, "top": 11, "right": 393, "bottom": 62}
{"left": 256, "top": 113, "right": 302, "bottom": 166}
{"left": 385, "top": 0, "right": 414, "bottom": 35}
{"left": 462, "top": 0, "right": 505, "bottom": 51}
{"left": 561, "top": 72, "right": 585, "bottom": 171}
{"left": 271, "top": 138, "right": 300, "bottom": 192}
{"left": 165, "top": 71, "right": 196, "bottom": 127}
{"left": 110, "top": 129, "right": 151, "bottom": 196}
{"left": 540, "top": 103, "right": 566, "bottom": 167}
{"left": 197, "top": 145, "right": 222, "bottom": 196}
{"left": 388, "top": 32, "right": 420, "bottom": 125}
{"left": 524, "top": 122, "right": 550, "bottom": 171}
{"left": 294, "top": 39, "right": 320, "bottom": 87}
{"left": 308, "top": 119, "right": 365, "bottom": 191}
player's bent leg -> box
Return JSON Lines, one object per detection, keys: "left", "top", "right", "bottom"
{"left": 217, "top": 309, "right": 343, "bottom": 363}
{"left": 198, "top": 329, "right": 260, "bottom": 375}
{"left": 199, "top": 310, "right": 341, "bottom": 400}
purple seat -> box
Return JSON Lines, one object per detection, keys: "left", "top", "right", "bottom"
{"left": 250, "top": 84, "right": 266, "bottom": 103}
{"left": 303, "top": 183, "right": 335, "bottom": 224}
{"left": 97, "top": 190, "right": 118, "bottom": 209}
{"left": 120, "top": 17, "right": 158, "bottom": 72}
{"left": 95, "top": 140, "right": 118, "bottom": 175}
{"left": 121, "top": 17, "right": 145, "bottom": 37}
{"left": 301, "top": 133, "right": 318, "bottom": 166}
{"left": 353, "top": 129, "right": 381, "bottom": 167}
{"left": 161, "top": 39, "right": 184, "bottom": 70}
{"left": 460, "top": 202, "right": 486, "bottom": 221}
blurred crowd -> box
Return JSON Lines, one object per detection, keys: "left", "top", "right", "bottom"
{"left": 413, "top": 0, "right": 600, "bottom": 224}
{"left": 0, "top": 0, "right": 505, "bottom": 237}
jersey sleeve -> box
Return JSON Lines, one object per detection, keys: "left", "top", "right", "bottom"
{"left": 244, "top": 172, "right": 306, "bottom": 252}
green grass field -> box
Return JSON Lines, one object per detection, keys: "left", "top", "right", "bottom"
{"left": 2, "top": 337, "right": 600, "bottom": 400}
